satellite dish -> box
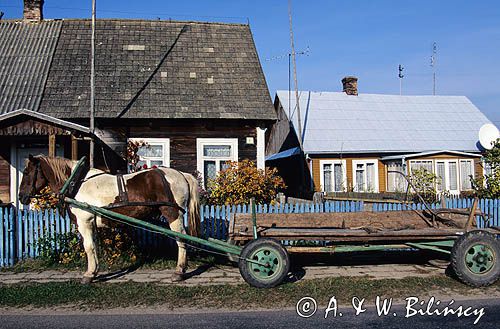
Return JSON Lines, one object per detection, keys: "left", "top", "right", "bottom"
{"left": 479, "top": 123, "right": 500, "bottom": 150}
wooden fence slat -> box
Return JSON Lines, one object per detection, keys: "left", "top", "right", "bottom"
{"left": 0, "top": 208, "right": 5, "bottom": 267}
{"left": 8, "top": 208, "right": 14, "bottom": 266}
{"left": 17, "top": 209, "right": 23, "bottom": 261}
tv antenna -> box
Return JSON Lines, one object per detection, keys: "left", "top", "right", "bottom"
{"left": 398, "top": 64, "right": 404, "bottom": 95}
{"left": 266, "top": 47, "right": 310, "bottom": 119}
{"left": 430, "top": 42, "right": 437, "bottom": 95}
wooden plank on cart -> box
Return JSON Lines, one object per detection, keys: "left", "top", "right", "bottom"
{"left": 229, "top": 210, "right": 474, "bottom": 242}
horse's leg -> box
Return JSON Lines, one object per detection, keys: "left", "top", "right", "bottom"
{"left": 162, "top": 208, "right": 187, "bottom": 282}
{"left": 76, "top": 213, "right": 99, "bottom": 284}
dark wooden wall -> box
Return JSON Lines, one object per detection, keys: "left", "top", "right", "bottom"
{"left": 0, "top": 142, "right": 10, "bottom": 203}
{"left": 100, "top": 120, "right": 258, "bottom": 174}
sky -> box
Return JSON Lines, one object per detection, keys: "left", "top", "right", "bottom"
{"left": 2, "top": 0, "right": 500, "bottom": 126}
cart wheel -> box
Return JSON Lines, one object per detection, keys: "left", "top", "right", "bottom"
{"left": 451, "top": 230, "right": 500, "bottom": 287}
{"left": 238, "top": 238, "right": 290, "bottom": 288}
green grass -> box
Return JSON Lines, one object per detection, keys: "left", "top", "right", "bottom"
{"left": 1, "top": 276, "right": 499, "bottom": 309}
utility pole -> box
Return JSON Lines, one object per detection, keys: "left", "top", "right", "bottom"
{"left": 431, "top": 42, "right": 437, "bottom": 95}
{"left": 265, "top": 48, "right": 309, "bottom": 118}
{"left": 398, "top": 64, "right": 404, "bottom": 95}
{"left": 89, "top": 0, "right": 96, "bottom": 168}
{"left": 288, "top": 0, "right": 303, "bottom": 149}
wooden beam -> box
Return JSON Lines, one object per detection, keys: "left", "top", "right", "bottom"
{"left": 71, "top": 135, "right": 78, "bottom": 161}
{"left": 48, "top": 134, "right": 56, "bottom": 157}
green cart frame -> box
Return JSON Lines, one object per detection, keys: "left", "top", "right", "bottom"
{"left": 59, "top": 158, "right": 500, "bottom": 288}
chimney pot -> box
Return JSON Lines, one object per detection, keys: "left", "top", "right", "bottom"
{"left": 23, "top": 0, "right": 44, "bottom": 22}
{"left": 342, "top": 76, "right": 358, "bottom": 96}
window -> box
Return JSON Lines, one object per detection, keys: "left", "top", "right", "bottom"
{"left": 386, "top": 161, "right": 408, "bottom": 192}
{"left": 128, "top": 138, "right": 170, "bottom": 171}
{"left": 409, "top": 160, "right": 433, "bottom": 174}
{"left": 460, "top": 160, "right": 474, "bottom": 190}
{"left": 352, "top": 160, "right": 379, "bottom": 192}
{"left": 197, "top": 138, "right": 238, "bottom": 188}
{"left": 435, "top": 160, "right": 459, "bottom": 193}
{"left": 319, "top": 160, "right": 346, "bottom": 193}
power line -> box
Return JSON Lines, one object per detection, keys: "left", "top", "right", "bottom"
{"left": 2, "top": 4, "right": 248, "bottom": 22}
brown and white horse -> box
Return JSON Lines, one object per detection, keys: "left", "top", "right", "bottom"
{"left": 18, "top": 155, "right": 200, "bottom": 283}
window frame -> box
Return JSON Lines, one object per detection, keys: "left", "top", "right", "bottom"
{"left": 459, "top": 159, "right": 475, "bottom": 191}
{"left": 319, "top": 159, "right": 347, "bottom": 193}
{"left": 434, "top": 159, "right": 460, "bottom": 194}
{"left": 196, "top": 138, "right": 239, "bottom": 186}
{"left": 409, "top": 160, "right": 434, "bottom": 174}
{"left": 128, "top": 137, "right": 170, "bottom": 171}
{"left": 352, "top": 159, "right": 379, "bottom": 193}
{"left": 386, "top": 160, "right": 407, "bottom": 193}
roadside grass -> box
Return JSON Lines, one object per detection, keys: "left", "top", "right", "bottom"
{"left": 0, "top": 252, "right": 224, "bottom": 274}
{"left": 1, "top": 276, "right": 499, "bottom": 309}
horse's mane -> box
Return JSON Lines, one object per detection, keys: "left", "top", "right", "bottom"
{"left": 36, "top": 156, "right": 74, "bottom": 188}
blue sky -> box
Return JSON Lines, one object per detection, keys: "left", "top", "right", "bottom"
{"left": 3, "top": 0, "right": 499, "bottom": 125}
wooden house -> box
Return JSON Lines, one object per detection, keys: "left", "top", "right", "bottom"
{"left": 266, "top": 76, "right": 494, "bottom": 198}
{"left": 0, "top": 1, "right": 275, "bottom": 206}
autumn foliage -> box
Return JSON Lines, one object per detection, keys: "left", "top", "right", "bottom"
{"left": 207, "top": 160, "right": 286, "bottom": 205}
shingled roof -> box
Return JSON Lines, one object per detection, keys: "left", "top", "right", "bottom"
{"left": 0, "top": 19, "right": 276, "bottom": 121}
{"left": 0, "top": 20, "right": 62, "bottom": 114}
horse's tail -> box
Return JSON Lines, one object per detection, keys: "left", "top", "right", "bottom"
{"left": 183, "top": 173, "right": 201, "bottom": 237}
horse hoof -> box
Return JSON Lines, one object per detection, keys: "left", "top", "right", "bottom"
{"left": 81, "top": 276, "right": 93, "bottom": 285}
{"left": 171, "top": 273, "right": 185, "bottom": 282}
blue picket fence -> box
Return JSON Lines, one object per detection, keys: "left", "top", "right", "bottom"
{"left": 371, "top": 198, "right": 500, "bottom": 228}
{"left": 1, "top": 199, "right": 498, "bottom": 267}
{"left": 0, "top": 208, "right": 73, "bottom": 267}
{"left": 199, "top": 200, "right": 363, "bottom": 240}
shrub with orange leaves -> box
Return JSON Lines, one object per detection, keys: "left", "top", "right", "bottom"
{"left": 31, "top": 186, "right": 59, "bottom": 210}
{"left": 207, "top": 160, "right": 286, "bottom": 205}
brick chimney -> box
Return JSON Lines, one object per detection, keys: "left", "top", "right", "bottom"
{"left": 23, "top": 0, "right": 44, "bottom": 22}
{"left": 342, "top": 76, "right": 358, "bottom": 96}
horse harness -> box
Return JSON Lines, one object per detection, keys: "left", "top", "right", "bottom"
{"left": 46, "top": 164, "right": 186, "bottom": 214}
{"left": 101, "top": 168, "right": 186, "bottom": 214}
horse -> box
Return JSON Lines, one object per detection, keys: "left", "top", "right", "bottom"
{"left": 18, "top": 155, "right": 200, "bottom": 284}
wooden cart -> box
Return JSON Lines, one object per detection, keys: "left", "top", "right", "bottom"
{"left": 61, "top": 158, "right": 500, "bottom": 288}
{"left": 228, "top": 192, "right": 500, "bottom": 288}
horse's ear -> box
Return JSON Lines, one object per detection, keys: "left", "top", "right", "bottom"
{"left": 29, "top": 154, "right": 40, "bottom": 164}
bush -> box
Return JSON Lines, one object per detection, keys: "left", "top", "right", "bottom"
{"left": 31, "top": 186, "right": 59, "bottom": 210}
{"left": 35, "top": 226, "right": 139, "bottom": 269}
{"left": 472, "top": 139, "right": 500, "bottom": 198}
{"left": 207, "top": 160, "right": 286, "bottom": 205}
{"left": 409, "top": 168, "right": 441, "bottom": 203}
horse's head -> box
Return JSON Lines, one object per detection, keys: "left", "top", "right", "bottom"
{"left": 18, "top": 155, "right": 48, "bottom": 205}
{"left": 18, "top": 155, "right": 73, "bottom": 205}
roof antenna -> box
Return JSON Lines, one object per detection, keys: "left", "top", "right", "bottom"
{"left": 288, "top": 0, "right": 303, "bottom": 149}
{"left": 265, "top": 47, "right": 309, "bottom": 118}
{"left": 430, "top": 42, "right": 437, "bottom": 95}
{"left": 398, "top": 64, "right": 404, "bottom": 95}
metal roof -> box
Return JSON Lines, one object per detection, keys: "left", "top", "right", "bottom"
{"left": 380, "top": 150, "right": 482, "bottom": 161}
{"left": 0, "top": 20, "right": 62, "bottom": 114}
{"left": 276, "top": 91, "right": 494, "bottom": 154}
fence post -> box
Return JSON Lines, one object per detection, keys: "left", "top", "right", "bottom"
{"left": 0, "top": 207, "right": 4, "bottom": 267}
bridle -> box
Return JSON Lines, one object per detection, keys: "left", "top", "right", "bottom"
{"left": 26, "top": 161, "right": 45, "bottom": 199}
